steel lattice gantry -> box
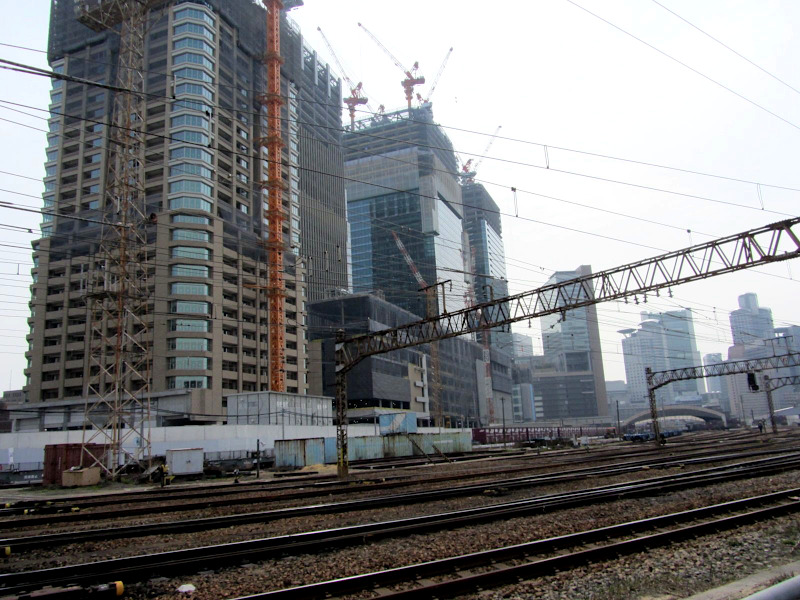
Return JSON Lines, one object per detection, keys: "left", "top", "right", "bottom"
{"left": 333, "top": 217, "right": 800, "bottom": 477}
{"left": 646, "top": 352, "right": 800, "bottom": 437}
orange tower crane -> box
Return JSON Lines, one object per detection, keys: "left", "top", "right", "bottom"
{"left": 317, "top": 27, "right": 369, "bottom": 128}
{"left": 358, "top": 22, "right": 425, "bottom": 109}
{"left": 260, "top": 0, "right": 287, "bottom": 392}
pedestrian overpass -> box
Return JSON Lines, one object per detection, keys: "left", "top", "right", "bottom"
{"left": 622, "top": 404, "right": 727, "bottom": 430}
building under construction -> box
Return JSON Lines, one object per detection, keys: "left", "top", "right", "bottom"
{"left": 25, "top": 1, "right": 348, "bottom": 422}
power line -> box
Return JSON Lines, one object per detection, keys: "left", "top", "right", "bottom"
{"left": 649, "top": 0, "right": 800, "bottom": 99}
{"left": 4, "top": 39, "right": 800, "bottom": 196}
{"left": 564, "top": 0, "right": 800, "bottom": 133}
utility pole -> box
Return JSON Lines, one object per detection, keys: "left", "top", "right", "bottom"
{"left": 763, "top": 375, "right": 778, "bottom": 434}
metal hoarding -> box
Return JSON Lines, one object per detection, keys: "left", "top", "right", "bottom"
{"left": 347, "top": 436, "right": 384, "bottom": 461}
{"left": 274, "top": 438, "right": 325, "bottom": 468}
{"left": 378, "top": 412, "right": 417, "bottom": 435}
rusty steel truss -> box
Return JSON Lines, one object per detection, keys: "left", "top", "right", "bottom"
{"left": 334, "top": 217, "right": 800, "bottom": 477}
{"left": 646, "top": 352, "right": 800, "bottom": 439}
{"left": 77, "top": 0, "right": 156, "bottom": 478}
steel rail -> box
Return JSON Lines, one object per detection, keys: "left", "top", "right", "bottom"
{"left": 232, "top": 490, "right": 800, "bottom": 600}
{"left": 2, "top": 455, "right": 799, "bottom": 594}
{"left": 2, "top": 445, "right": 794, "bottom": 541}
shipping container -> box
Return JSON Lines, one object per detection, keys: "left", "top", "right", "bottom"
{"left": 166, "top": 448, "right": 204, "bottom": 476}
{"left": 43, "top": 443, "right": 107, "bottom": 486}
{"left": 274, "top": 438, "right": 325, "bottom": 468}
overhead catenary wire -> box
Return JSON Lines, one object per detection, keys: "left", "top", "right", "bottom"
{"left": 0, "top": 53, "right": 797, "bottom": 222}
{"left": 2, "top": 39, "right": 800, "bottom": 196}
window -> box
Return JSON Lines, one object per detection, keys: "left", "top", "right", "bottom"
{"left": 43, "top": 197, "right": 54, "bottom": 208}
{"left": 169, "top": 180, "right": 212, "bottom": 196}
{"left": 173, "top": 52, "right": 214, "bottom": 70}
{"left": 168, "top": 356, "right": 208, "bottom": 370}
{"left": 174, "top": 6, "right": 215, "bottom": 27}
{"left": 172, "top": 214, "right": 210, "bottom": 225}
{"left": 170, "top": 319, "right": 209, "bottom": 332}
{"left": 172, "top": 246, "right": 210, "bottom": 260}
{"left": 171, "top": 98, "right": 212, "bottom": 114}
{"left": 175, "top": 82, "right": 214, "bottom": 101}
{"left": 173, "top": 67, "right": 213, "bottom": 84}
{"left": 50, "top": 92, "right": 62, "bottom": 104}
{"left": 167, "top": 375, "right": 208, "bottom": 389}
{"left": 171, "top": 130, "right": 209, "bottom": 145}
{"left": 83, "top": 184, "right": 100, "bottom": 195}
{"left": 169, "top": 196, "right": 212, "bottom": 211}
{"left": 46, "top": 150, "right": 58, "bottom": 162}
{"left": 173, "top": 22, "right": 214, "bottom": 41}
{"left": 171, "top": 300, "right": 209, "bottom": 314}
{"left": 172, "top": 228, "right": 210, "bottom": 242}
{"left": 171, "top": 264, "right": 209, "bottom": 277}
{"left": 170, "top": 114, "right": 209, "bottom": 129}
{"left": 170, "top": 147, "right": 212, "bottom": 163}
{"left": 236, "top": 127, "right": 248, "bottom": 140}
{"left": 170, "top": 163, "right": 212, "bottom": 179}
{"left": 45, "top": 165, "right": 57, "bottom": 177}
{"left": 237, "top": 203, "right": 248, "bottom": 214}
{"left": 169, "top": 337, "right": 210, "bottom": 351}
{"left": 85, "top": 153, "right": 101, "bottom": 164}
{"left": 173, "top": 37, "right": 215, "bottom": 56}
{"left": 84, "top": 168, "right": 101, "bottom": 179}
{"left": 171, "top": 282, "right": 209, "bottom": 295}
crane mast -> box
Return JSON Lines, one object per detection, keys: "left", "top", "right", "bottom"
{"left": 260, "top": 0, "right": 287, "bottom": 393}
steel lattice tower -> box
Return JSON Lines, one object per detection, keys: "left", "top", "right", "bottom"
{"left": 77, "top": 0, "right": 158, "bottom": 478}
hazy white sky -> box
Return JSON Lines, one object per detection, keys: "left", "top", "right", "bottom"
{"left": 0, "top": 0, "right": 798, "bottom": 390}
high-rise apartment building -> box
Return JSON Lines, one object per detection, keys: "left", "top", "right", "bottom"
{"left": 539, "top": 266, "right": 608, "bottom": 417}
{"left": 25, "top": 1, "right": 347, "bottom": 416}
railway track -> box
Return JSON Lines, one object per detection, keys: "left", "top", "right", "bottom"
{"left": 2, "top": 447, "right": 795, "bottom": 546}
{"left": 2, "top": 431, "right": 783, "bottom": 515}
{"left": 1, "top": 453, "right": 799, "bottom": 596}
{"left": 3, "top": 436, "right": 796, "bottom": 530}
{"left": 233, "top": 488, "right": 800, "bottom": 600}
